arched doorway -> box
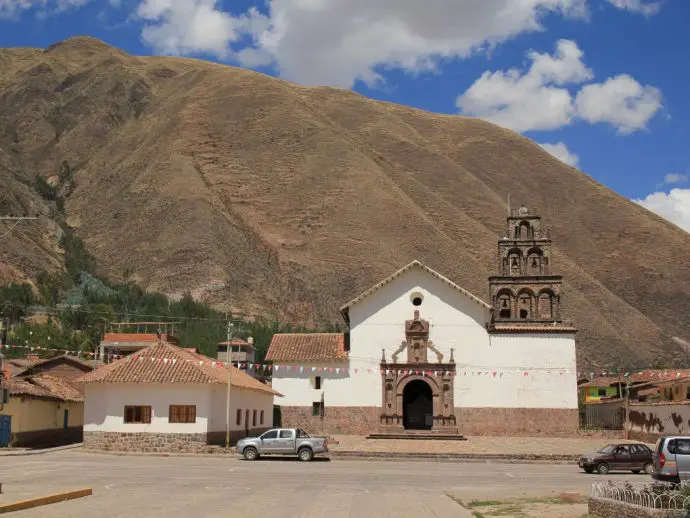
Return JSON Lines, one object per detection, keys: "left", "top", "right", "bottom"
{"left": 403, "top": 379, "right": 433, "bottom": 430}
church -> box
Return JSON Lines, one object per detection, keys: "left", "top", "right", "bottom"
{"left": 266, "top": 206, "right": 579, "bottom": 436}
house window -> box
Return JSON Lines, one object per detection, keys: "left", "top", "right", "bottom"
{"left": 597, "top": 389, "right": 607, "bottom": 397}
{"left": 124, "top": 406, "right": 151, "bottom": 424}
{"left": 236, "top": 409, "right": 241, "bottom": 425}
{"left": 312, "top": 402, "right": 322, "bottom": 416}
{"left": 314, "top": 376, "right": 321, "bottom": 390}
{"left": 252, "top": 409, "right": 257, "bottom": 427}
{"left": 260, "top": 410, "right": 264, "bottom": 425}
{"left": 169, "top": 405, "right": 196, "bottom": 424}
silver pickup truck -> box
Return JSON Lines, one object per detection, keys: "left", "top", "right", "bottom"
{"left": 236, "top": 428, "right": 329, "bottom": 462}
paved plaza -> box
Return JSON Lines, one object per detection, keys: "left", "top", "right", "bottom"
{"left": 0, "top": 450, "right": 649, "bottom": 517}
{"left": 328, "top": 434, "right": 636, "bottom": 455}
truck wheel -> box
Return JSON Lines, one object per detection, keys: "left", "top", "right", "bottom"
{"left": 243, "top": 447, "right": 259, "bottom": 461}
{"left": 597, "top": 463, "right": 609, "bottom": 475}
{"left": 298, "top": 447, "right": 314, "bottom": 462}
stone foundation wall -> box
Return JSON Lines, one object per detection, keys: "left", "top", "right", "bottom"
{"left": 206, "top": 428, "right": 270, "bottom": 446}
{"left": 278, "top": 406, "right": 580, "bottom": 436}
{"left": 588, "top": 497, "right": 684, "bottom": 518}
{"left": 12, "top": 426, "right": 83, "bottom": 448}
{"left": 85, "top": 431, "right": 210, "bottom": 453}
{"left": 455, "top": 407, "right": 579, "bottom": 436}
{"left": 280, "top": 406, "right": 380, "bottom": 435}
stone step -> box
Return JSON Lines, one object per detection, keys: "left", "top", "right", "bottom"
{"left": 366, "top": 433, "right": 467, "bottom": 441}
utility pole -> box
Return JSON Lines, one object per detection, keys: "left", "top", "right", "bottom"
{"left": 225, "top": 320, "right": 233, "bottom": 448}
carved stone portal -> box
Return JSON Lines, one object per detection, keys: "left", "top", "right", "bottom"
{"left": 380, "top": 310, "right": 457, "bottom": 433}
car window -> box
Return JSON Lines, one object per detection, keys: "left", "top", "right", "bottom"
{"left": 262, "top": 430, "right": 278, "bottom": 439}
{"left": 598, "top": 444, "right": 616, "bottom": 454}
{"left": 279, "top": 430, "right": 294, "bottom": 439}
{"left": 668, "top": 440, "right": 677, "bottom": 454}
{"left": 629, "top": 445, "right": 641, "bottom": 454}
{"left": 616, "top": 445, "right": 629, "bottom": 454}
{"left": 676, "top": 439, "right": 690, "bottom": 455}
{"left": 640, "top": 445, "right": 652, "bottom": 453}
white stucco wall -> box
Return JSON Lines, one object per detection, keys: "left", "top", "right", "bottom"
{"left": 208, "top": 386, "right": 274, "bottom": 433}
{"left": 271, "top": 266, "right": 578, "bottom": 410}
{"left": 456, "top": 333, "right": 578, "bottom": 408}
{"left": 83, "top": 384, "right": 211, "bottom": 434}
{"left": 84, "top": 383, "right": 276, "bottom": 435}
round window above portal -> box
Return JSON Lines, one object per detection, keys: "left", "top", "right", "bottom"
{"left": 410, "top": 292, "right": 424, "bottom": 306}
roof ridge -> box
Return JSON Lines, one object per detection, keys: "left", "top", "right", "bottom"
{"left": 339, "top": 260, "right": 491, "bottom": 319}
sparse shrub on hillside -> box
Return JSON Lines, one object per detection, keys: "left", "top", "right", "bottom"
{"left": 60, "top": 233, "right": 95, "bottom": 282}
{"left": 34, "top": 175, "right": 57, "bottom": 201}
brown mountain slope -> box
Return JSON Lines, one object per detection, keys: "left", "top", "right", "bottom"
{"left": 1, "top": 36, "right": 688, "bottom": 368}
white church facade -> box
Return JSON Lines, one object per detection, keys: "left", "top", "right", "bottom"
{"left": 266, "top": 207, "right": 579, "bottom": 436}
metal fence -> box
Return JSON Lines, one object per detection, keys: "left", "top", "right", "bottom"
{"left": 592, "top": 483, "right": 690, "bottom": 511}
{"left": 579, "top": 401, "right": 626, "bottom": 430}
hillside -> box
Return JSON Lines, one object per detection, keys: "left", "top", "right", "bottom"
{"left": 1, "top": 36, "right": 688, "bottom": 369}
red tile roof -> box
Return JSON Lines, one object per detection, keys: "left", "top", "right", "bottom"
{"left": 4, "top": 375, "right": 83, "bottom": 402}
{"left": 579, "top": 376, "right": 623, "bottom": 388}
{"left": 488, "top": 323, "right": 578, "bottom": 333}
{"left": 74, "top": 342, "right": 281, "bottom": 396}
{"left": 12, "top": 354, "right": 93, "bottom": 377}
{"left": 266, "top": 333, "right": 347, "bottom": 363}
{"left": 102, "top": 333, "right": 160, "bottom": 343}
{"left": 627, "top": 370, "right": 690, "bottom": 383}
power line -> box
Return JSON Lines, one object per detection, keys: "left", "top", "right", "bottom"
{"left": 0, "top": 215, "right": 38, "bottom": 239}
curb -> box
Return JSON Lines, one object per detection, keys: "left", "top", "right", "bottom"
{"left": 77, "top": 448, "right": 576, "bottom": 464}
{"left": 0, "top": 443, "right": 84, "bottom": 457}
{"left": 328, "top": 451, "right": 578, "bottom": 464}
{"left": 0, "top": 488, "right": 92, "bottom": 514}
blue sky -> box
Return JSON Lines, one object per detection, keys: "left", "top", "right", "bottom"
{"left": 1, "top": 0, "right": 688, "bottom": 231}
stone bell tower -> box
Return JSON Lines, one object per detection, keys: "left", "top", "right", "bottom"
{"left": 488, "top": 205, "right": 565, "bottom": 326}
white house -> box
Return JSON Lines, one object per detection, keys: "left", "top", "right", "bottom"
{"left": 77, "top": 342, "right": 281, "bottom": 452}
{"left": 267, "top": 206, "right": 579, "bottom": 436}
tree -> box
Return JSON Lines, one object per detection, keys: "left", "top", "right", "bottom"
{"left": 0, "top": 283, "right": 36, "bottom": 323}
{"left": 35, "top": 271, "right": 66, "bottom": 307}
{"left": 60, "top": 233, "right": 95, "bottom": 282}
{"left": 34, "top": 175, "right": 57, "bottom": 201}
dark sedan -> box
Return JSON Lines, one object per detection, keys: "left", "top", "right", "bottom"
{"left": 578, "top": 443, "right": 654, "bottom": 475}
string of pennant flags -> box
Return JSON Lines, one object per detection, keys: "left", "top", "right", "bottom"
{"left": 0, "top": 342, "right": 685, "bottom": 379}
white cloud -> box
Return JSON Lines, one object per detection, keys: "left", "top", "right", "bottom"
{"left": 574, "top": 74, "right": 662, "bottom": 134}
{"left": 456, "top": 39, "right": 592, "bottom": 132}
{"left": 136, "top": 0, "right": 266, "bottom": 58}
{"left": 131, "top": 0, "right": 592, "bottom": 87}
{"left": 456, "top": 40, "right": 662, "bottom": 134}
{"left": 634, "top": 189, "right": 690, "bottom": 233}
{"left": 0, "top": 0, "right": 87, "bottom": 16}
{"left": 539, "top": 142, "right": 580, "bottom": 166}
{"left": 664, "top": 173, "right": 688, "bottom": 185}
{"left": 606, "top": 0, "right": 661, "bottom": 15}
